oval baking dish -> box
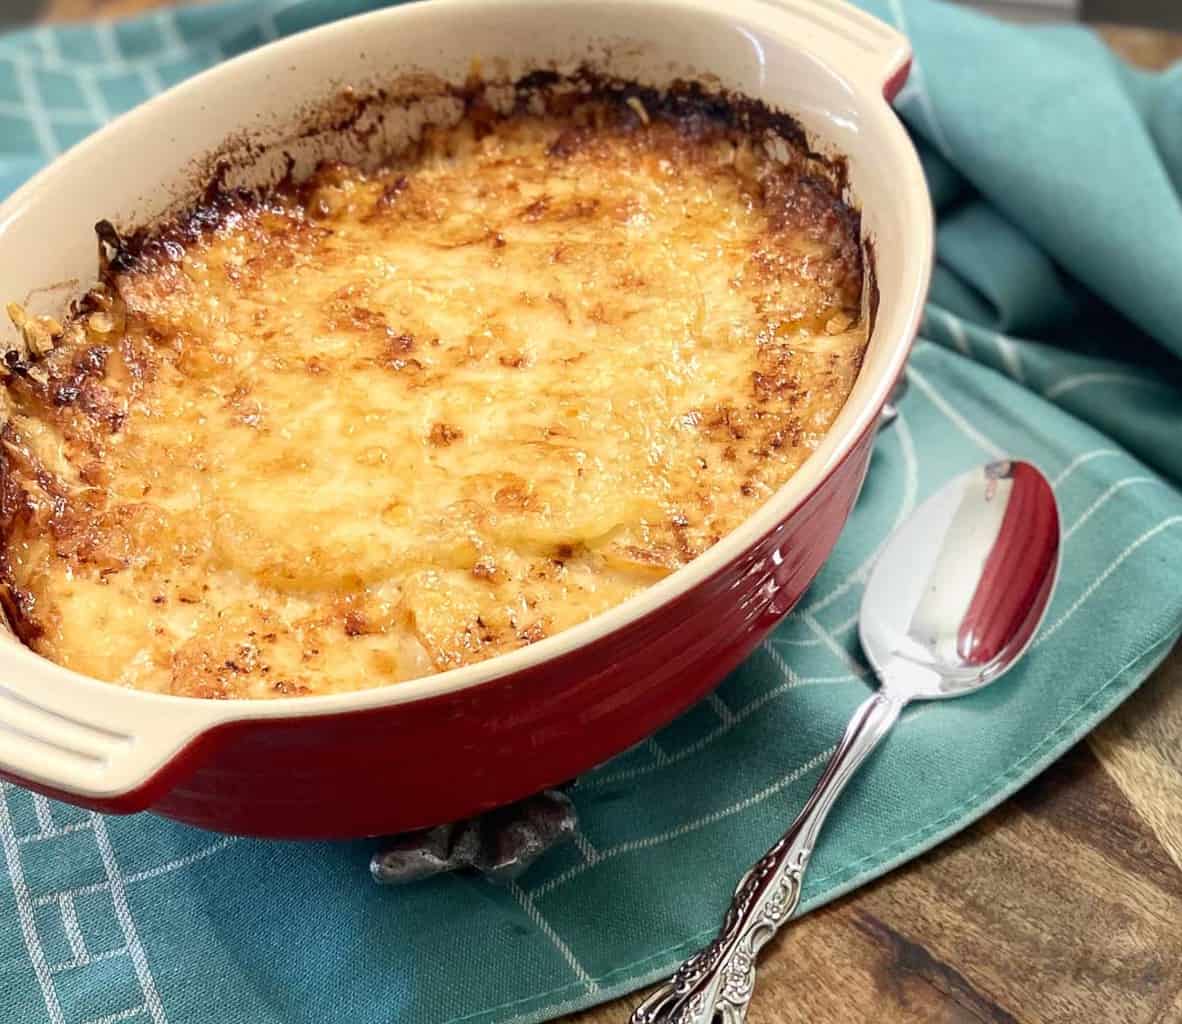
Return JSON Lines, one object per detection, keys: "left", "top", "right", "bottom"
{"left": 0, "top": 0, "right": 931, "bottom": 839}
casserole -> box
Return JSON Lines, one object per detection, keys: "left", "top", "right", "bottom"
{"left": 0, "top": 0, "right": 932, "bottom": 838}
{"left": 1, "top": 73, "right": 871, "bottom": 697}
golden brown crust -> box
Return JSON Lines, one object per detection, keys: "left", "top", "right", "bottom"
{"left": 0, "top": 75, "right": 867, "bottom": 698}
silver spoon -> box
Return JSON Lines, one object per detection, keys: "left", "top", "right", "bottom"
{"left": 631, "top": 458, "right": 1061, "bottom": 1024}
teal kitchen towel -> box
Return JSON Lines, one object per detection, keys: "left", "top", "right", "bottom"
{"left": 1, "top": 3, "right": 1181, "bottom": 1023}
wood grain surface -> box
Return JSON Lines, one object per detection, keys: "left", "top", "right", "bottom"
{"left": 28, "top": 3, "right": 1182, "bottom": 1021}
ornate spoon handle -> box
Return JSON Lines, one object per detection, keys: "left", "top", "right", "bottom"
{"left": 630, "top": 691, "right": 904, "bottom": 1024}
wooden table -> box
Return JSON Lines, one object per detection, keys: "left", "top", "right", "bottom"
{"left": 33, "top": 3, "right": 1182, "bottom": 1020}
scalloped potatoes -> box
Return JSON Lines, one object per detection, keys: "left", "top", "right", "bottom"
{"left": 0, "top": 81, "right": 866, "bottom": 697}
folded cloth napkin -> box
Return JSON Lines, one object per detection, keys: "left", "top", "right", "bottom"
{"left": 1, "top": 3, "right": 1180, "bottom": 1023}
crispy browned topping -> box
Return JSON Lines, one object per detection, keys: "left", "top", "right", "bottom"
{"left": 0, "top": 76, "right": 867, "bottom": 698}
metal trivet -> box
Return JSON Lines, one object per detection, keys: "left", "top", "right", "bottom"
{"left": 370, "top": 789, "right": 578, "bottom": 885}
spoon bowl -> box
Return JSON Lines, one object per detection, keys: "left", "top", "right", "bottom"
{"left": 861, "top": 459, "right": 1061, "bottom": 701}
{"left": 633, "top": 459, "right": 1061, "bottom": 1024}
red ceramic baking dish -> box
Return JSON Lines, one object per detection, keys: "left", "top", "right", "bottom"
{"left": 0, "top": 0, "right": 932, "bottom": 838}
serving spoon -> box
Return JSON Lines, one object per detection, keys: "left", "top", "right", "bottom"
{"left": 631, "top": 458, "right": 1061, "bottom": 1024}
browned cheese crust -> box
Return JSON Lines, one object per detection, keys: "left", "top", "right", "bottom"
{"left": 0, "top": 77, "right": 867, "bottom": 698}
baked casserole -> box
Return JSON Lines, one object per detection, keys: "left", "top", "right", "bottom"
{"left": 0, "top": 74, "right": 868, "bottom": 698}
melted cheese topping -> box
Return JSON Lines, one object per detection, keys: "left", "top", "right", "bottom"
{"left": 0, "top": 94, "right": 866, "bottom": 698}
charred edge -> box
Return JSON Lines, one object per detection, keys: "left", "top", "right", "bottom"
{"left": 512, "top": 67, "right": 817, "bottom": 159}
{"left": 534, "top": 68, "right": 846, "bottom": 186}
{"left": 0, "top": 580, "right": 41, "bottom": 643}
{"left": 0, "top": 432, "right": 42, "bottom": 643}
{"left": 96, "top": 67, "right": 852, "bottom": 269}
{"left": 97, "top": 186, "right": 259, "bottom": 273}
{"left": 760, "top": 170, "right": 863, "bottom": 307}
{"left": 3, "top": 349, "right": 32, "bottom": 378}
{"left": 863, "top": 235, "right": 881, "bottom": 334}
{"left": 95, "top": 219, "right": 133, "bottom": 275}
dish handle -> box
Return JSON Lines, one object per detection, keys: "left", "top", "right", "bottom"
{"left": 0, "top": 639, "right": 221, "bottom": 810}
{"left": 754, "top": 0, "right": 913, "bottom": 101}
